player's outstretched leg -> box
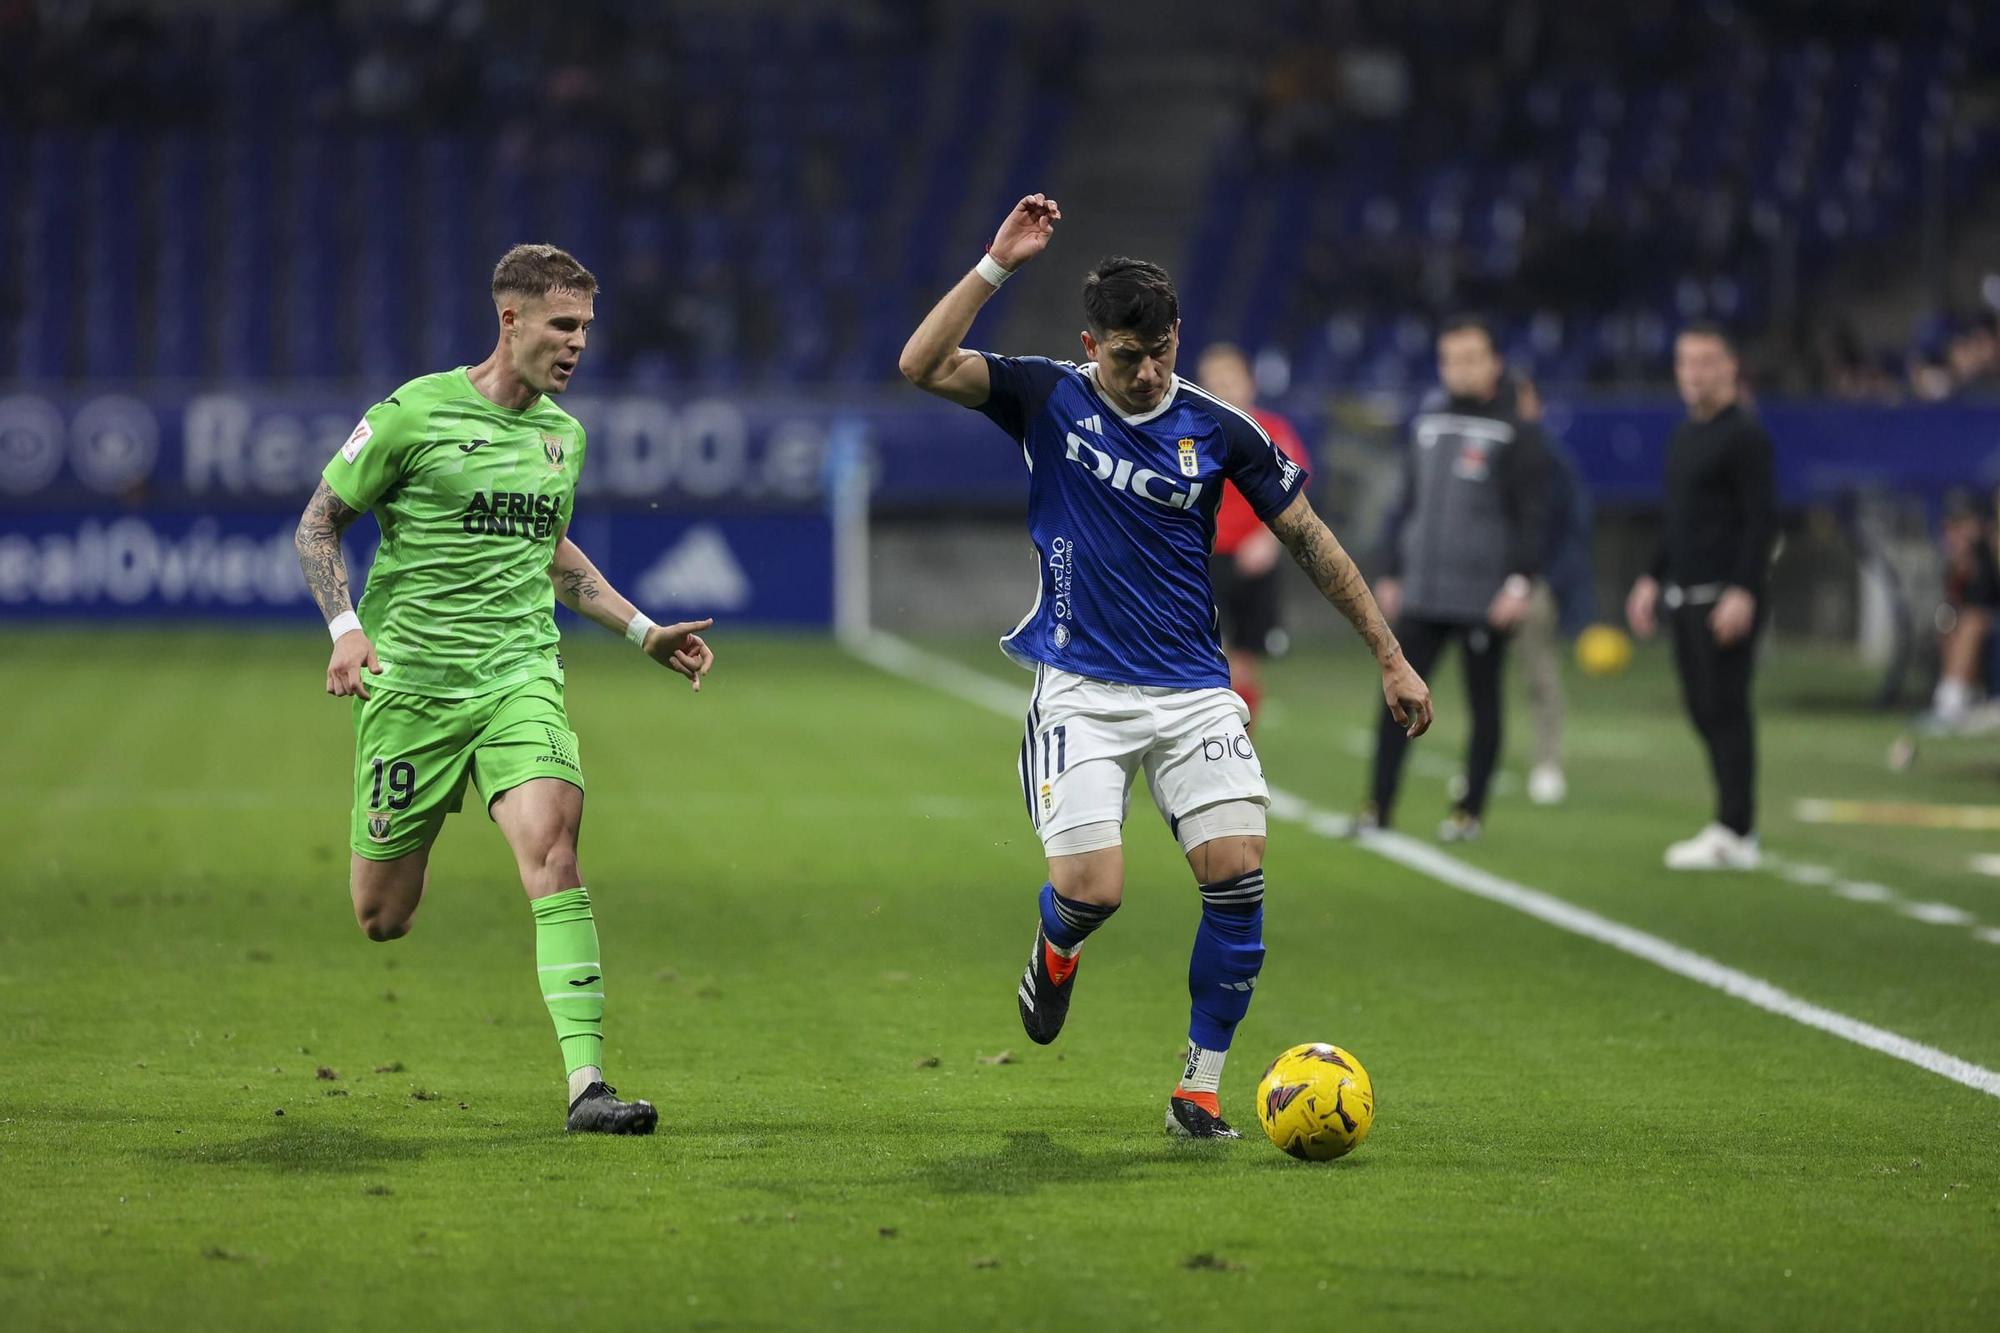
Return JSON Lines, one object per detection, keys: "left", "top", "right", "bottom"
{"left": 493, "top": 776, "right": 656, "bottom": 1135}
{"left": 1168, "top": 834, "right": 1266, "bottom": 1139}
{"left": 1019, "top": 842, "right": 1122, "bottom": 1045}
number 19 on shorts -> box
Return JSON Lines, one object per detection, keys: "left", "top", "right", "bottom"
{"left": 370, "top": 757, "right": 417, "bottom": 811}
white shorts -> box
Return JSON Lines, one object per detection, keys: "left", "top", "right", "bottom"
{"left": 1017, "top": 664, "right": 1269, "bottom": 853}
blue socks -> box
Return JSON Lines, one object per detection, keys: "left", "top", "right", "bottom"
{"left": 1186, "top": 869, "right": 1266, "bottom": 1051}
{"left": 1038, "top": 882, "right": 1118, "bottom": 953}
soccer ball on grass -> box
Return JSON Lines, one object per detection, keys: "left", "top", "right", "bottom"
{"left": 1255, "top": 1042, "right": 1374, "bottom": 1161}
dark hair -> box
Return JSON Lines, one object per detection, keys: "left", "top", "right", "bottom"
{"left": 492, "top": 243, "right": 599, "bottom": 302}
{"left": 1677, "top": 320, "right": 1738, "bottom": 356}
{"left": 1082, "top": 257, "right": 1178, "bottom": 340}
{"left": 1437, "top": 314, "right": 1495, "bottom": 348}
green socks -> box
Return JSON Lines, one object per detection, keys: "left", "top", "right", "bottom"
{"left": 532, "top": 887, "right": 604, "bottom": 1077}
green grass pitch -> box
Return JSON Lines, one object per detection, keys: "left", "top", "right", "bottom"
{"left": 3, "top": 627, "right": 1998, "bottom": 1330}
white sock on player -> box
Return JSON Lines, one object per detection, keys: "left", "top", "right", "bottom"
{"left": 1179, "top": 1044, "right": 1227, "bottom": 1095}
{"left": 568, "top": 1065, "right": 603, "bottom": 1103}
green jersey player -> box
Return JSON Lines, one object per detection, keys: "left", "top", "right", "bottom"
{"left": 293, "top": 244, "right": 715, "bottom": 1134}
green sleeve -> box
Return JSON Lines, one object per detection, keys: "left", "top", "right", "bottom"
{"left": 322, "top": 394, "right": 418, "bottom": 511}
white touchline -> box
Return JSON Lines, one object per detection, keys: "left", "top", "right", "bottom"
{"left": 853, "top": 631, "right": 2000, "bottom": 1102}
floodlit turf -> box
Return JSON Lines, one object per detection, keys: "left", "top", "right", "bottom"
{"left": 3, "top": 627, "right": 1997, "bottom": 1331}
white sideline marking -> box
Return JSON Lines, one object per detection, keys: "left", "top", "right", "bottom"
{"left": 854, "top": 631, "right": 2000, "bottom": 1101}
{"left": 1831, "top": 881, "right": 1897, "bottom": 904}
{"left": 1767, "top": 853, "right": 1992, "bottom": 943}
{"left": 1901, "top": 902, "right": 1977, "bottom": 927}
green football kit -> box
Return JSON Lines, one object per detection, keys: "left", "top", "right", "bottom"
{"left": 323, "top": 367, "right": 610, "bottom": 1090}
{"left": 322, "top": 367, "right": 588, "bottom": 861}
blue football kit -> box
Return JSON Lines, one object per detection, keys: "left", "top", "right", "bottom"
{"left": 973, "top": 355, "right": 1310, "bottom": 689}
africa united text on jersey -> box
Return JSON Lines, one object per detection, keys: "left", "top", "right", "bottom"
{"left": 974, "top": 355, "right": 1309, "bottom": 690}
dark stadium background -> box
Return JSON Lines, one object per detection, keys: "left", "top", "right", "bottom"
{"left": 4, "top": 0, "right": 1997, "bottom": 672}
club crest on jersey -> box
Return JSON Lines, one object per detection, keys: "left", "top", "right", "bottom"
{"left": 366, "top": 812, "right": 392, "bottom": 843}
{"left": 1177, "top": 437, "right": 1199, "bottom": 478}
{"left": 1064, "top": 432, "right": 1204, "bottom": 511}
{"left": 541, "top": 432, "right": 565, "bottom": 469}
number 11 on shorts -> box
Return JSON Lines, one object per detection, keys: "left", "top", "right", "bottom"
{"left": 1040, "top": 725, "right": 1068, "bottom": 779}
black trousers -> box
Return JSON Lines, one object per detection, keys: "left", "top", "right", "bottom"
{"left": 1371, "top": 616, "right": 1510, "bottom": 824}
{"left": 1669, "top": 605, "right": 1759, "bottom": 836}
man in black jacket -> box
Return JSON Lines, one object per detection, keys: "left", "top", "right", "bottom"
{"left": 1625, "top": 323, "right": 1777, "bottom": 870}
{"left": 1365, "top": 317, "right": 1551, "bottom": 841}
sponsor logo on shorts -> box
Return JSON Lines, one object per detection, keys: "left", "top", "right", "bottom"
{"left": 1039, "top": 780, "right": 1054, "bottom": 815}
{"left": 366, "top": 811, "right": 392, "bottom": 843}
{"left": 1202, "top": 733, "right": 1257, "bottom": 762}
{"left": 536, "top": 725, "right": 580, "bottom": 772}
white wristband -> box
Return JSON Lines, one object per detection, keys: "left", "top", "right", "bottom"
{"left": 625, "top": 611, "right": 657, "bottom": 648}
{"left": 328, "top": 611, "right": 362, "bottom": 642}
{"left": 975, "top": 252, "right": 1014, "bottom": 288}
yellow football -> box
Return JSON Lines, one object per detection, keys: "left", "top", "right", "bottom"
{"left": 1575, "top": 623, "right": 1634, "bottom": 677}
{"left": 1255, "top": 1042, "right": 1375, "bottom": 1161}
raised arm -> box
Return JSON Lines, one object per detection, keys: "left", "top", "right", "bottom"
{"left": 1267, "top": 492, "right": 1433, "bottom": 737}
{"left": 295, "top": 478, "right": 381, "bottom": 698}
{"left": 550, "top": 533, "right": 715, "bottom": 691}
{"left": 897, "top": 193, "right": 1061, "bottom": 405}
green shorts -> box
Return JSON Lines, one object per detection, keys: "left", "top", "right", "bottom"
{"left": 350, "top": 677, "right": 584, "bottom": 860}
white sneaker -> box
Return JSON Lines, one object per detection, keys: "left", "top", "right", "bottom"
{"left": 1528, "top": 764, "right": 1567, "bottom": 806}
{"left": 1437, "top": 810, "right": 1482, "bottom": 843}
{"left": 1663, "top": 824, "right": 1761, "bottom": 871}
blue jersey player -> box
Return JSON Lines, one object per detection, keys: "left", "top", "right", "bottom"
{"left": 900, "top": 194, "right": 1434, "bottom": 1137}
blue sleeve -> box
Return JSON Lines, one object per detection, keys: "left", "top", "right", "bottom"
{"left": 1219, "top": 407, "right": 1311, "bottom": 522}
{"left": 975, "top": 354, "right": 1070, "bottom": 440}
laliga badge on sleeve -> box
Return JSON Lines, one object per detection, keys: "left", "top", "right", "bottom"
{"left": 341, "top": 418, "right": 374, "bottom": 463}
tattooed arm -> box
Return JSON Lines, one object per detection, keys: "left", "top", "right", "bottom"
{"left": 550, "top": 534, "right": 637, "bottom": 635}
{"left": 295, "top": 479, "right": 382, "bottom": 698}
{"left": 1267, "top": 492, "right": 1434, "bottom": 737}
{"left": 551, "top": 533, "right": 716, "bottom": 691}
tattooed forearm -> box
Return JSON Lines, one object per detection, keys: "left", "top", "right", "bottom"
{"left": 1269, "top": 495, "right": 1402, "bottom": 664}
{"left": 554, "top": 567, "right": 604, "bottom": 608}
{"left": 548, "top": 535, "right": 638, "bottom": 635}
{"left": 294, "top": 479, "right": 362, "bottom": 623}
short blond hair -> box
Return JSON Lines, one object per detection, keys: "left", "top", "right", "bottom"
{"left": 491, "top": 243, "right": 598, "bottom": 302}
